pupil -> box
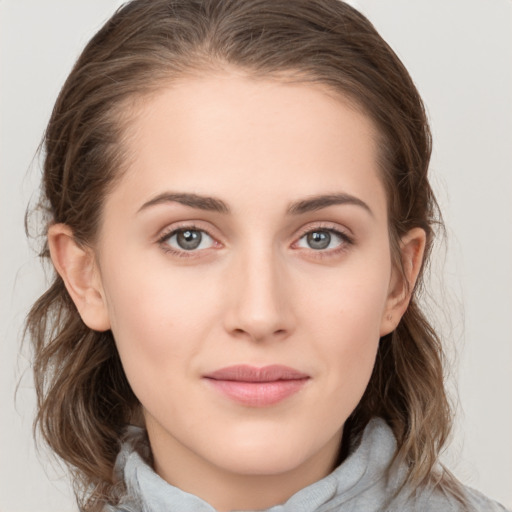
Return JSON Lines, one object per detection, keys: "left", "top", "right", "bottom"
{"left": 307, "top": 231, "right": 331, "bottom": 250}
{"left": 177, "top": 230, "right": 202, "bottom": 250}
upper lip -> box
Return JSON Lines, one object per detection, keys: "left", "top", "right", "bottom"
{"left": 204, "top": 365, "right": 309, "bottom": 382}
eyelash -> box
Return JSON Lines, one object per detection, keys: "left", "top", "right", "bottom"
{"left": 294, "top": 224, "right": 354, "bottom": 258}
{"left": 157, "top": 224, "right": 215, "bottom": 258}
{"left": 156, "top": 223, "right": 354, "bottom": 259}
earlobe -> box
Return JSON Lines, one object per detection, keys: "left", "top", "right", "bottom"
{"left": 380, "top": 227, "right": 427, "bottom": 336}
{"left": 48, "top": 224, "right": 111, "bottom": 332}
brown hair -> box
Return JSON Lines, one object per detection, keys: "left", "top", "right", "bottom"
{"left": 27, "top": 0, "right": 455, "bottom": 510}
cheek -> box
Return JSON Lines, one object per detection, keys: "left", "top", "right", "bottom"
{"left": 300, "top": 257, "right": 391, "bottom": 337}
{"left": 313, "top": 293, "right": 383, "bottom": 429}
{"left": 100, "top": 259, "right": 222, "bottom": 382}
{"left": 297, "top": 253, "right": 391, "bottom": 397}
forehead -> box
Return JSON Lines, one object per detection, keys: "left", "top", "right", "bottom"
{"left": 111, "top": 73, "right": 387, "bottom": 218}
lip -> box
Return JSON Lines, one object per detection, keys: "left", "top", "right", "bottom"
{"left": 203, "top": 365, "right": 310, "bottom": 407}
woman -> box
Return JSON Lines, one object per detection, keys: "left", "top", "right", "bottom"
{"left": 26, "top": 0, "right": 508, "bottom": 511}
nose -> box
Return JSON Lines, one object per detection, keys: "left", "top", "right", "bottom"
{"left": 223, "top": 246, "right": 295, "bottom": 343}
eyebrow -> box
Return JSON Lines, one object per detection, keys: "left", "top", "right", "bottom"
{"left": 286, "top": 193, "right": 373, "bottom": 217}
{"left": 138, "top": 192, "right": 230, "bottom": 214}
{"left": 138, "top": 191, "right": 372, "bottom": 217}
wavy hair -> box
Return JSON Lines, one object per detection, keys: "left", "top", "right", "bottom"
{"left": 27, "top": 1, "right": 456, "bottom": 510}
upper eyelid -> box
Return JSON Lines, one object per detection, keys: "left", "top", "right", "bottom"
{"left": 156, "top": 221, "right": 219, "bottom": 242}
{"left": 294, "top": 228, "right": 352, "bottom": 246}
{"left": 294, "top": 222, "right": 353, "bottom": 239}
{"left": 162, "top": 226, "right": 214, "bottom": 240}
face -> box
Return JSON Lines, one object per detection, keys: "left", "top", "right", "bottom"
{"left": 82, "top": 73, "right": 410, "bottom": 506}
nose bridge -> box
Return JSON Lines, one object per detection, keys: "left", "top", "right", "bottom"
{"left": 226, "top": 241, "right": 292, "bottom": 341}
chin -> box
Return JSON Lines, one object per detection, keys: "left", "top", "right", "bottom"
{"left": 215, "top": 447, "right": 312, "bottom": 477}
{"left": 204, "top": 426, "right": 329, "bottom": 476}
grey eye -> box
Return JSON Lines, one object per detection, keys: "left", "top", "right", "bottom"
{"left": 163, "top": 228, "right": 215, "bottom": 252}
{"left": 296, "top": 229, "right": 347, "bottom": 252}
{"left": 176, "top": 230, "right": 203, "bottom": 250}
{"left": 306, "top": 231, "right": 331, "bottom": 250}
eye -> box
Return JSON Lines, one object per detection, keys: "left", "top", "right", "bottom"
{"left": 161, "top": 228, "right": 215, "bottom": 252}
{"left": 296, "top": 228, "right": 349, "bottom": 251}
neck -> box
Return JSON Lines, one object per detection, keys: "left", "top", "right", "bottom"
{"left": 156, "top": 461, "right": 334, "bottom": 511}
{"left": 147, "top": 421, "right": 342, "bottom": 511}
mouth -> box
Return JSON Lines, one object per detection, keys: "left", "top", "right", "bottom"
{"left": 203, "top": 365, "right": 310, "bottom": 407}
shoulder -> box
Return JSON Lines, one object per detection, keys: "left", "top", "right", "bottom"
{"left": 461, "top": 486, "right": 510, "bottom": 512}
{"left": 344, "top": 419, "right": 510, "bottom": 512}
{"left": 393, "top": 480, "right": 511, "bottom": 512}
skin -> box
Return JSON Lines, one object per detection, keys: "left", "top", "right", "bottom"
{"left": 49, "top": 73, "right": 425, "bottom": 512}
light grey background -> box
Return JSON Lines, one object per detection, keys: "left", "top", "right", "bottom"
{"left": 1, "top": 1, "right": 511, "bottom": 510}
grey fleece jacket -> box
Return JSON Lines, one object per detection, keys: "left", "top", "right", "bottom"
{"left": 106, "top": 418, "right": 508, "bottom": 512}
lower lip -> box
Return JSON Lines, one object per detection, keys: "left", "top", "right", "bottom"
{"left": 205, "top": 378, "right": 309, "bottom": 407}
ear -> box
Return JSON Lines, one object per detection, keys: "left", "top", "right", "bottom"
{"left": 48, "top": 223, "right": 111, "bottom": 331}
{"left": 380, "top": 227, "right": 427, "bottom": 336}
